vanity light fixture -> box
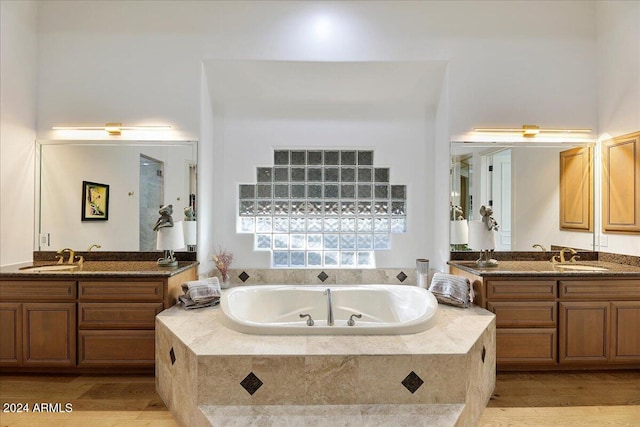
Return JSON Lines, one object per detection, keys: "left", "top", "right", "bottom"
{"left": 473, "top": 125, "right": 591, "bottom": 138}
{"left": 52, "top": 123, "right": 171, "bottom": 136}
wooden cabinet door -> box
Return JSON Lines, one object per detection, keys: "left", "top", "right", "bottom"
{"left": 602, "top": 130, "right": 640, "bottom": 233}
{"left": 22, "top": 303, "right": 76, "bottom": 367}
{"left": 559, "top": 302, "right": 609, "bottom": 363}
{"left": 0, "top": 303, "right": 22, "bottom": 366}
{"left": 611, "top": 301, "right": 640, "bottom": 362}
{"left": 560, "top": 145, "right": 593, "bottom": 231}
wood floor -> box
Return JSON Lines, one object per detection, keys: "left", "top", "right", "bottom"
{"left": 0, "top": 371, "right": 638, "bottom": 426}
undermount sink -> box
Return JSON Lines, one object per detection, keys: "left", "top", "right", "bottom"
{"left": 555, "top": 264, "right": 608, "bottom": 272}
{"left": 20, "top": 264, "right": 80, "bottom": 272}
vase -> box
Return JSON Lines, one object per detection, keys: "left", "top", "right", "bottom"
{"left": 220, "top": 272, "right": 231, "bottom": 289}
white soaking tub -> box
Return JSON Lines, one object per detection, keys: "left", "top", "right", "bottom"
{"left": 220, "top": 284, "right": 438, "bottom": 335}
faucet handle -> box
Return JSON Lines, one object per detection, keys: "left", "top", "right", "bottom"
{"left": 347, "top": 313, "right": 362, "bottom": 326}
{"left": 569, "top": 255, "right": 581, "bottom": 263}
{"left": 299, "top": 313, "right": 314, "bottom": 326}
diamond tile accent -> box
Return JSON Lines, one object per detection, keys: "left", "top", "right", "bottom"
{"left": 240, "top": 372, "right": 263, "bottom": 395}
{"left": 401, "top": 371, "right": 424, "bottom": 394}
{"left": 239, "top": 271, "right": 250, "bottom": 283}
{"left": 169, "top": 347, "right": 176, "bottom": 365}
{"left": 396, "top": 271, "right": 408, "bottom": 283}
{"left": 317, "top": 271, "right": 329, "bottom": 282}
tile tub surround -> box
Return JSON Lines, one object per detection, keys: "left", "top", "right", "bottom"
{"left": 217, "top": 267, "right": 421, "bottom": 287}
{"left": 156, "top": 301, "right": 496, "bottom": 427}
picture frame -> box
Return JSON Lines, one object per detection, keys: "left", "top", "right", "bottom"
{"left": 81, "top": 181, "right": 109, "bottom": 221}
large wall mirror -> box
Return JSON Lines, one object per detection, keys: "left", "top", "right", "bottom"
{"left": 36, "top": 140, "right": 197, "bottom": 252}
{"left": 450, "top": 141, "right": 595, "bottom": 252}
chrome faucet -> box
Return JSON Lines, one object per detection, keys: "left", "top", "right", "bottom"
{"left": 532, "top": 244, "right": 547, "bottom": 252}
{"left": 324, "top": 288, "right": 334, "bottom": 326}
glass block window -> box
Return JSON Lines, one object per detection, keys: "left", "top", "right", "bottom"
{"left": 238, "top": 149, "right": 407, "bottom": 268}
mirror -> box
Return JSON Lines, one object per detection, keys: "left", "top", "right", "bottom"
{"left": 450, "top": 141, "right": 595, "bottom": 252}
{"left": 36, "top": 140, "right": 197, "bottom": 252}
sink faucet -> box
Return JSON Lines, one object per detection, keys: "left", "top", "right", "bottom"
{"left": 56, "top": 248, "right": 75, "bottom": 264}
{"left": 552, "top": 247, "right": 578, "bottom": 264}
{"left": 87, "top": 244, "right": 101, "bottom": 251}
{"left": 324, "top": 288, "right": 334, "bottom": 326}
{"left": 532, "top": 244, "right": 547, "bottom": 252}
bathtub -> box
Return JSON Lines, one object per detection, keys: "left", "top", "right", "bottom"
{"left": 220, "top": 284, "right": 438, "bottom": 335}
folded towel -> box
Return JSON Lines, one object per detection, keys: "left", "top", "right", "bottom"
{"left": 182, "top": 277, "right": 221, "bottom": 302}
{"left": 179, "top": 294, "right": 219, "bottom": 310}
{"left": 428, "top": 272, "right": 474, "bottom": 308}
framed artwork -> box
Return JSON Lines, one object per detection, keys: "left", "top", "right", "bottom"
{"left": 81, "top": 181, "right": 109, "bottom": 221}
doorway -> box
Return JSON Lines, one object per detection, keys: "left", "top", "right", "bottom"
{"left": 483, "top": 149, "right": 511, "bottom": 250}
{"left": 139, "top": 154, "right": 164, "bottom": 251}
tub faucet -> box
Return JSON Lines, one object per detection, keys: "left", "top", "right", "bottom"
{"left": 324, "top": 288, "right": 334, "bottom": 326}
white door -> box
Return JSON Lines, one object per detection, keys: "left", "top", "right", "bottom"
{"left": 490, "top": 150, "right": 511, "bottom": 250}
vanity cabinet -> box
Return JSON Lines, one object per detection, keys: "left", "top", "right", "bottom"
{"left": 77, "top": 279, "right": 165, "bottom": 367}
{"left": 485, "top": 279, "right": 558, "bottom": 366}
{"left": 450, "top": 266, "right": 640, "bottom": 370}
{"left": 0, "top": 280, "right": 76, "bottom": 368}
{"left": 0, "top": 263, "right": 197, "bottom": 372}
{"left": 559, "top": 279, "right": 640, "bottom": 365}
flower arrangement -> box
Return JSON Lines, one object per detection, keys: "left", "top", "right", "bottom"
{"left": 212, "top": 248, "right": 233, "bottom": 283}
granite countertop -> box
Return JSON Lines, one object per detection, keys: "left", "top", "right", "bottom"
{"left": 448, "top": 260, "right": 640, "bottom": 278}
{"left": 0, "top": 260, "right": 199, "bottom": 278}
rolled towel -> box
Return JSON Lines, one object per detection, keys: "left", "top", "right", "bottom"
{"left": 182, "top": 277, "right": 221, "bottom": 302}
{"left": 428, "top": 272, "right": 474, "bottom": 308}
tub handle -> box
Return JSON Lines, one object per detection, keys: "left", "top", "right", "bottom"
{"left": 299, "top": 313, "right": 314, "bottom": 326}
{"left": 347, "top": 313, "right": 362, "bottom": 326}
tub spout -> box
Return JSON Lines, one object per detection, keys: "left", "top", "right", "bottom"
{"left": 324, "top": 288, "right": 334, "bottom": 326}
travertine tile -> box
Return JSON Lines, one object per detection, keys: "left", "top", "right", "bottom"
{"left": 155, "top": 291, "right": 496, "bottom": 426}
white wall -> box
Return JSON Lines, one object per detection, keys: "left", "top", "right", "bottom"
{"left": 596, "top": 0, "right": 640, "bottom": 256}
{"left": 5, "top": 1, "right": 629, "bottom": 266}
{"left": 206, "top": 98, "right": 433, "bottom": 270}
{"left": 512, "top": 147, "right": 595, "bottom": 251}
{"left": 0, "top": 1, "right": 38, "bottom": 266}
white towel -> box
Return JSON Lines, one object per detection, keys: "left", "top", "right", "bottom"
{"left": 428, "top": 272, "right": 474, "bottom": 308}
{"left": 181, "top": 277, "right": 221, "bottom": 302}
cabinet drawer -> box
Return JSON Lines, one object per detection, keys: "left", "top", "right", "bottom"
{"left": 487, "top": 280, "right": 557, "bottom": 299}
{"left": 496, "top": 328, "right": 557, "bottom": 364}
{"left": 78, "top": 330, "right": 155, "bottom": 367}
{"left": 0, "top": 280, "right": 76, "bottom": 301}
{"left": 78, "top": 303, "right": 163, "bottom": 329}
{"left": 79, "top": 280, "right": 163, "bottom": 302}
{"left": 559, "top": 280, "right": 640, "bottom": 300}
{"left": 488, "top": 301, "right": 557, "bottom": 327}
